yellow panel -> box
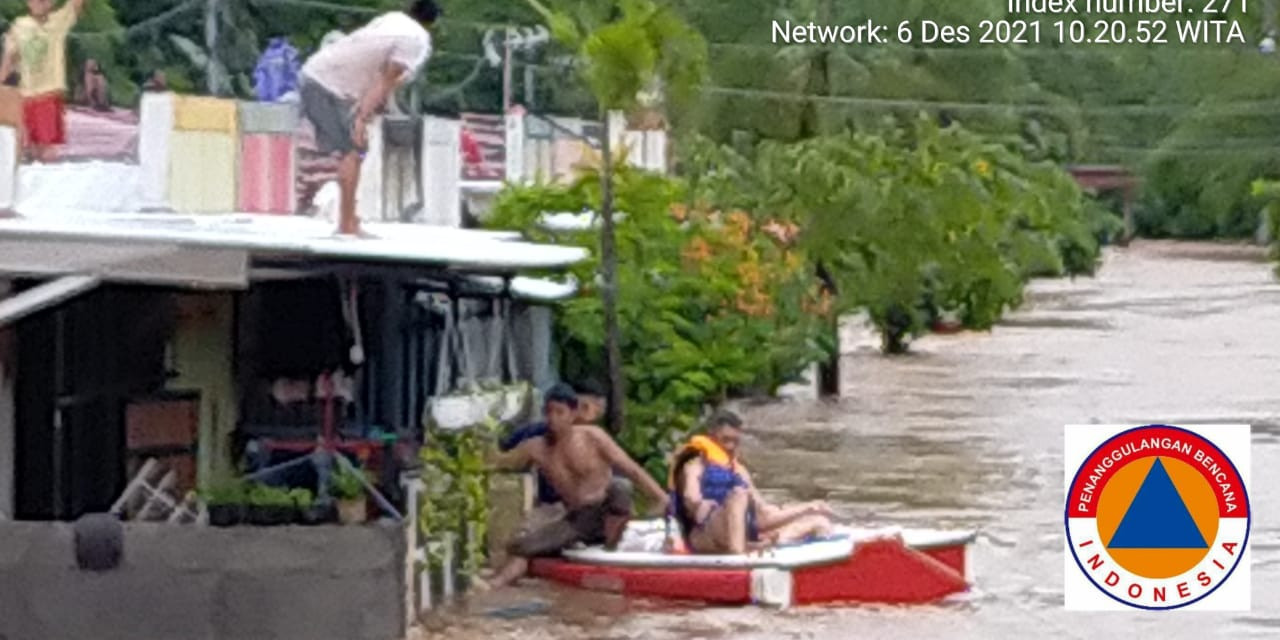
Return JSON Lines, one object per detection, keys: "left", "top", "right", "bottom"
{"left": 169, "top": 131, "right": 238, "bottom": 213}
{"left": 173, "top": 95, "right": 238, "bottom": 134}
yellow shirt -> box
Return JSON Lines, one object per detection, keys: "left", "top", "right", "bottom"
{"left": 4, "top": 4, "right": 78, "bottom": 97}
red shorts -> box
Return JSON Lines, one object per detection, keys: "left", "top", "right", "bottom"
{"left": 23, "top": 92, "right": 66, "bottom": 147}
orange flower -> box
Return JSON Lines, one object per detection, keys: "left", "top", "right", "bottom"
{"left": 682, "top": 236, "right": 712, "bottom": 264}
{"left": 670, "top": 203, "right": 688, "bottom": 222}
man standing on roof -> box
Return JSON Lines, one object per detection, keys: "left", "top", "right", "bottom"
{"left": 298, "top": 0, "right": 439, "bottom": 236}
{"left": 0, "top": 0, "right": 88, "bottom": 163}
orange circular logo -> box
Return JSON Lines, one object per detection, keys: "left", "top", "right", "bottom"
{"left": 1066, "top": 425, "right": 1249, "bottom": 610}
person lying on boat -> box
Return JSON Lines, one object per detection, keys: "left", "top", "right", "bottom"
{"left": 498, "top": 380, "right": 609, "bottom": 539}
{"left": 485, "top": 384, "right": 669, "bottom": 588}
{"left": 670, "top": 410, "right": 834, "bottom": 555}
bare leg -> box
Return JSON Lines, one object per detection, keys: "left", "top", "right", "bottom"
{"left": 336, "top": 151, "right": 363, "bottom": 236}
{"left": 764, "top": 514, "right": 833, "bottom": 545}
{"left": 688, "top": 488, "right": 750, "bottom": 554}
{"left": 487, "top": 556, "right": 529, "bottom": 589}
{"left": 490, "top": 518, "right": 578, "bottom": 589}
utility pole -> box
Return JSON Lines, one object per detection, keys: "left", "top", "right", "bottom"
{"left": 204, "top": 0, "right": 220, "bottom": 95}
{"left": 486, "top": 27, "right": 549, "bottom": 110}
{"left": 502, "top": 31, "right": 513, "bottom": 111}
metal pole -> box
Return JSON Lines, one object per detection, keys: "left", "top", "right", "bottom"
{"left": 524, "top": 61, "right": 534, "bottom": 108}
{"left": 502, "top": 31, "right": 513, "bottom": 111}
{"left": 205, "top": 0, "right": 220, "bottom": 95}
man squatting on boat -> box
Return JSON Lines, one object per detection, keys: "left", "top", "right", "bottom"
{"left": 487, "top": 384, "right": 670, "bottom": 588}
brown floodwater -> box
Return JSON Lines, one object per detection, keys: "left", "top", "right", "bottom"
{"left": 416, "top": 240, "right": 1280, "bottom": 640}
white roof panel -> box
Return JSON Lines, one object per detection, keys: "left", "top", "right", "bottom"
{"left": 0, "top": 212, "right": 586, "bottom": 273}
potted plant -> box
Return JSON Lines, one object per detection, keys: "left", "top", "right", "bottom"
{"left": 291, "top": 488, "right": 327, "bottom": 525}
{"left": 331, "top": 464, "right": 367, "bottom": 525}
{"left": 246, "top": 484, "right": 296, "bottom": 526}
{"left": 202, "top": 480, "right": 247, "bottom": 527}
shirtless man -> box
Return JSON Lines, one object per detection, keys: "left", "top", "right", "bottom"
{"left": 487, "top": 384, "right": 668, "bottom": 588}
{"left": 671, "top": 410, "right": 834, "bottom": 554}
{"left": 498, "top": 379, "right": 608, "bottom": 524}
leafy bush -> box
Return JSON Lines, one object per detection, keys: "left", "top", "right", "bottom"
{"left": 683, "top": 116, "right": 1109, "bottom": 351}
{"left": 419, "top": 419, "right": 497, "bottom": 578}
{"left": 201, "top": 479, "right": 247, "bottom": 506}
{"left": 329, "top": 464, "right": 366, "bottom": 501}
{"left": 246, "top": 483, "right": 294, "bottom": 507}
{"left": 487, "top": 162, "right": 828, "bottom": 477}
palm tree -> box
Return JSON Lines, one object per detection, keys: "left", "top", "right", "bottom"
{"left": 523, "top": 0, "right": 707, "bottom": 432}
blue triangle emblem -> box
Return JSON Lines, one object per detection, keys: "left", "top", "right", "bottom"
{"left": 1107, "top": 458, "right": 1207, "bottom": 549}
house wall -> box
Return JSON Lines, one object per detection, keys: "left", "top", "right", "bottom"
{"left": 167, "top": 293, "right": 237, "bottom": 484}
{"left": 0, "top": 280, "right": 14, "bottom": 518}
{"left": 0, "top": 521, "right": 406, "bottom": 640}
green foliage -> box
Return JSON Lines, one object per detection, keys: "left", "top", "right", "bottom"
{"left": 1250, "top": 179, "right": 1280, "bottom": 272}
{"left": 1, "top": 0, "right": 137, "bottom": 104}
{"left": 329, "top": 464, "right": 366, "bottom": 500}
{"left": 247, "top": 483, "right": 294, "bottom": 507}
{"left": 683, "top": 116, "right": 1109, "bottom": 352}
{"left": 523, "top": 0, "right": 707, "bottom": 121}
{"left": 289, "top": 487, "right": 314, "bottom": 509}
{"left": 201, "top": 479, "right": 247, "bottom": 505}
{"left": 488, "top": 161, "right": 829, "bottom": 479}
{"left": 419, "top": 418, "right": 498, "bottom": 578}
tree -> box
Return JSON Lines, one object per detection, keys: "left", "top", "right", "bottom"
{"left": 522, "top": 0, "right": 707, "bottom": 433}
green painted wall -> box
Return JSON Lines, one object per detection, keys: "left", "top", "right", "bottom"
{"left": 167, "top": 293, "right": 237, "bottom": 486}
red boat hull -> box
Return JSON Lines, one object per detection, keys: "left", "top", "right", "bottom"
{"left": 529, "top": 537, "right": 970, "bottom": 607}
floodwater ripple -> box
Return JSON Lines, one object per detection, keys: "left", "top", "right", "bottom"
{"left": 420, "top": 241, "right": 1280, "bottom": 639}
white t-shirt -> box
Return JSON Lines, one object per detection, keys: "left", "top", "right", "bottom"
{"left": 302, "top": 12, "right": 432, "bottom": 100}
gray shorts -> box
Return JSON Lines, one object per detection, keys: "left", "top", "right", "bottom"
{"left": 506, "top": 478, "right": 634, "bottom": 558}
{"left": 300, "top": 77, "right": 357, "bottom": 155}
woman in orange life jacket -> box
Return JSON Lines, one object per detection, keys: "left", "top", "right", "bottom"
{"left": 668, "top": 410, "right": 835, "bottom": 554}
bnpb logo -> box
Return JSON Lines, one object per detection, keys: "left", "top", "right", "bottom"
{"left": 1064, "top": 424, "right": 1251, "bottom": 611}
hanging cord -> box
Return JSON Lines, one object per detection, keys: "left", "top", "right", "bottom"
{"left": 338, "top": 276, "right": 365, "bottom": 366}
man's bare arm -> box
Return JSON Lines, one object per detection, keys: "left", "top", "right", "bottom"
{"left": 356, "top": 63, "right": 406, "bottom": 122}
{"left": 70, "top": 0, "right": 87, "bottom": 16}
{"left": 487, "top": 439, "right": 534, "bottom": 472}
{"left": 587, "top": 426, "right": 669, "bottom": 507}
{"left": 680, "top": 458, "right": 715, "bottom": 523}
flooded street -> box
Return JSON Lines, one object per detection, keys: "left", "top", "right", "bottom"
{"left": 420, "top": 240, "right": 1280, "bottom": 639}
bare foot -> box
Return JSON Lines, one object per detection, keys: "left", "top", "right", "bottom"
{"left": 468, "top": 576, "right": 493, "bottom": 593}
{"left": 333, "top": 228, "right": 378, "bottom": 239}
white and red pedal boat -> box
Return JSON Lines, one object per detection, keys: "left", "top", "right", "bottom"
{"left": 529, "top": 520, "right": 976, "bottom": 607}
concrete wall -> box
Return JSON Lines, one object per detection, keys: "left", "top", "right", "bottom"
{"left": 0, "top": 522, "right": 406, "bottom": 640}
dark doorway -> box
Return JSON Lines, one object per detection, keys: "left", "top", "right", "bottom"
{"left": 14, "top": 284, "right": 173, "bottom": 520}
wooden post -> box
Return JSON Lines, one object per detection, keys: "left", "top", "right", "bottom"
{"left": 600, "top": 113, "right": 626, "bottom": 433}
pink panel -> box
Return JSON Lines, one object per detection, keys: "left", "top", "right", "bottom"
{"left": 239, "top": 133, "right": 295, "bottom": 214}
